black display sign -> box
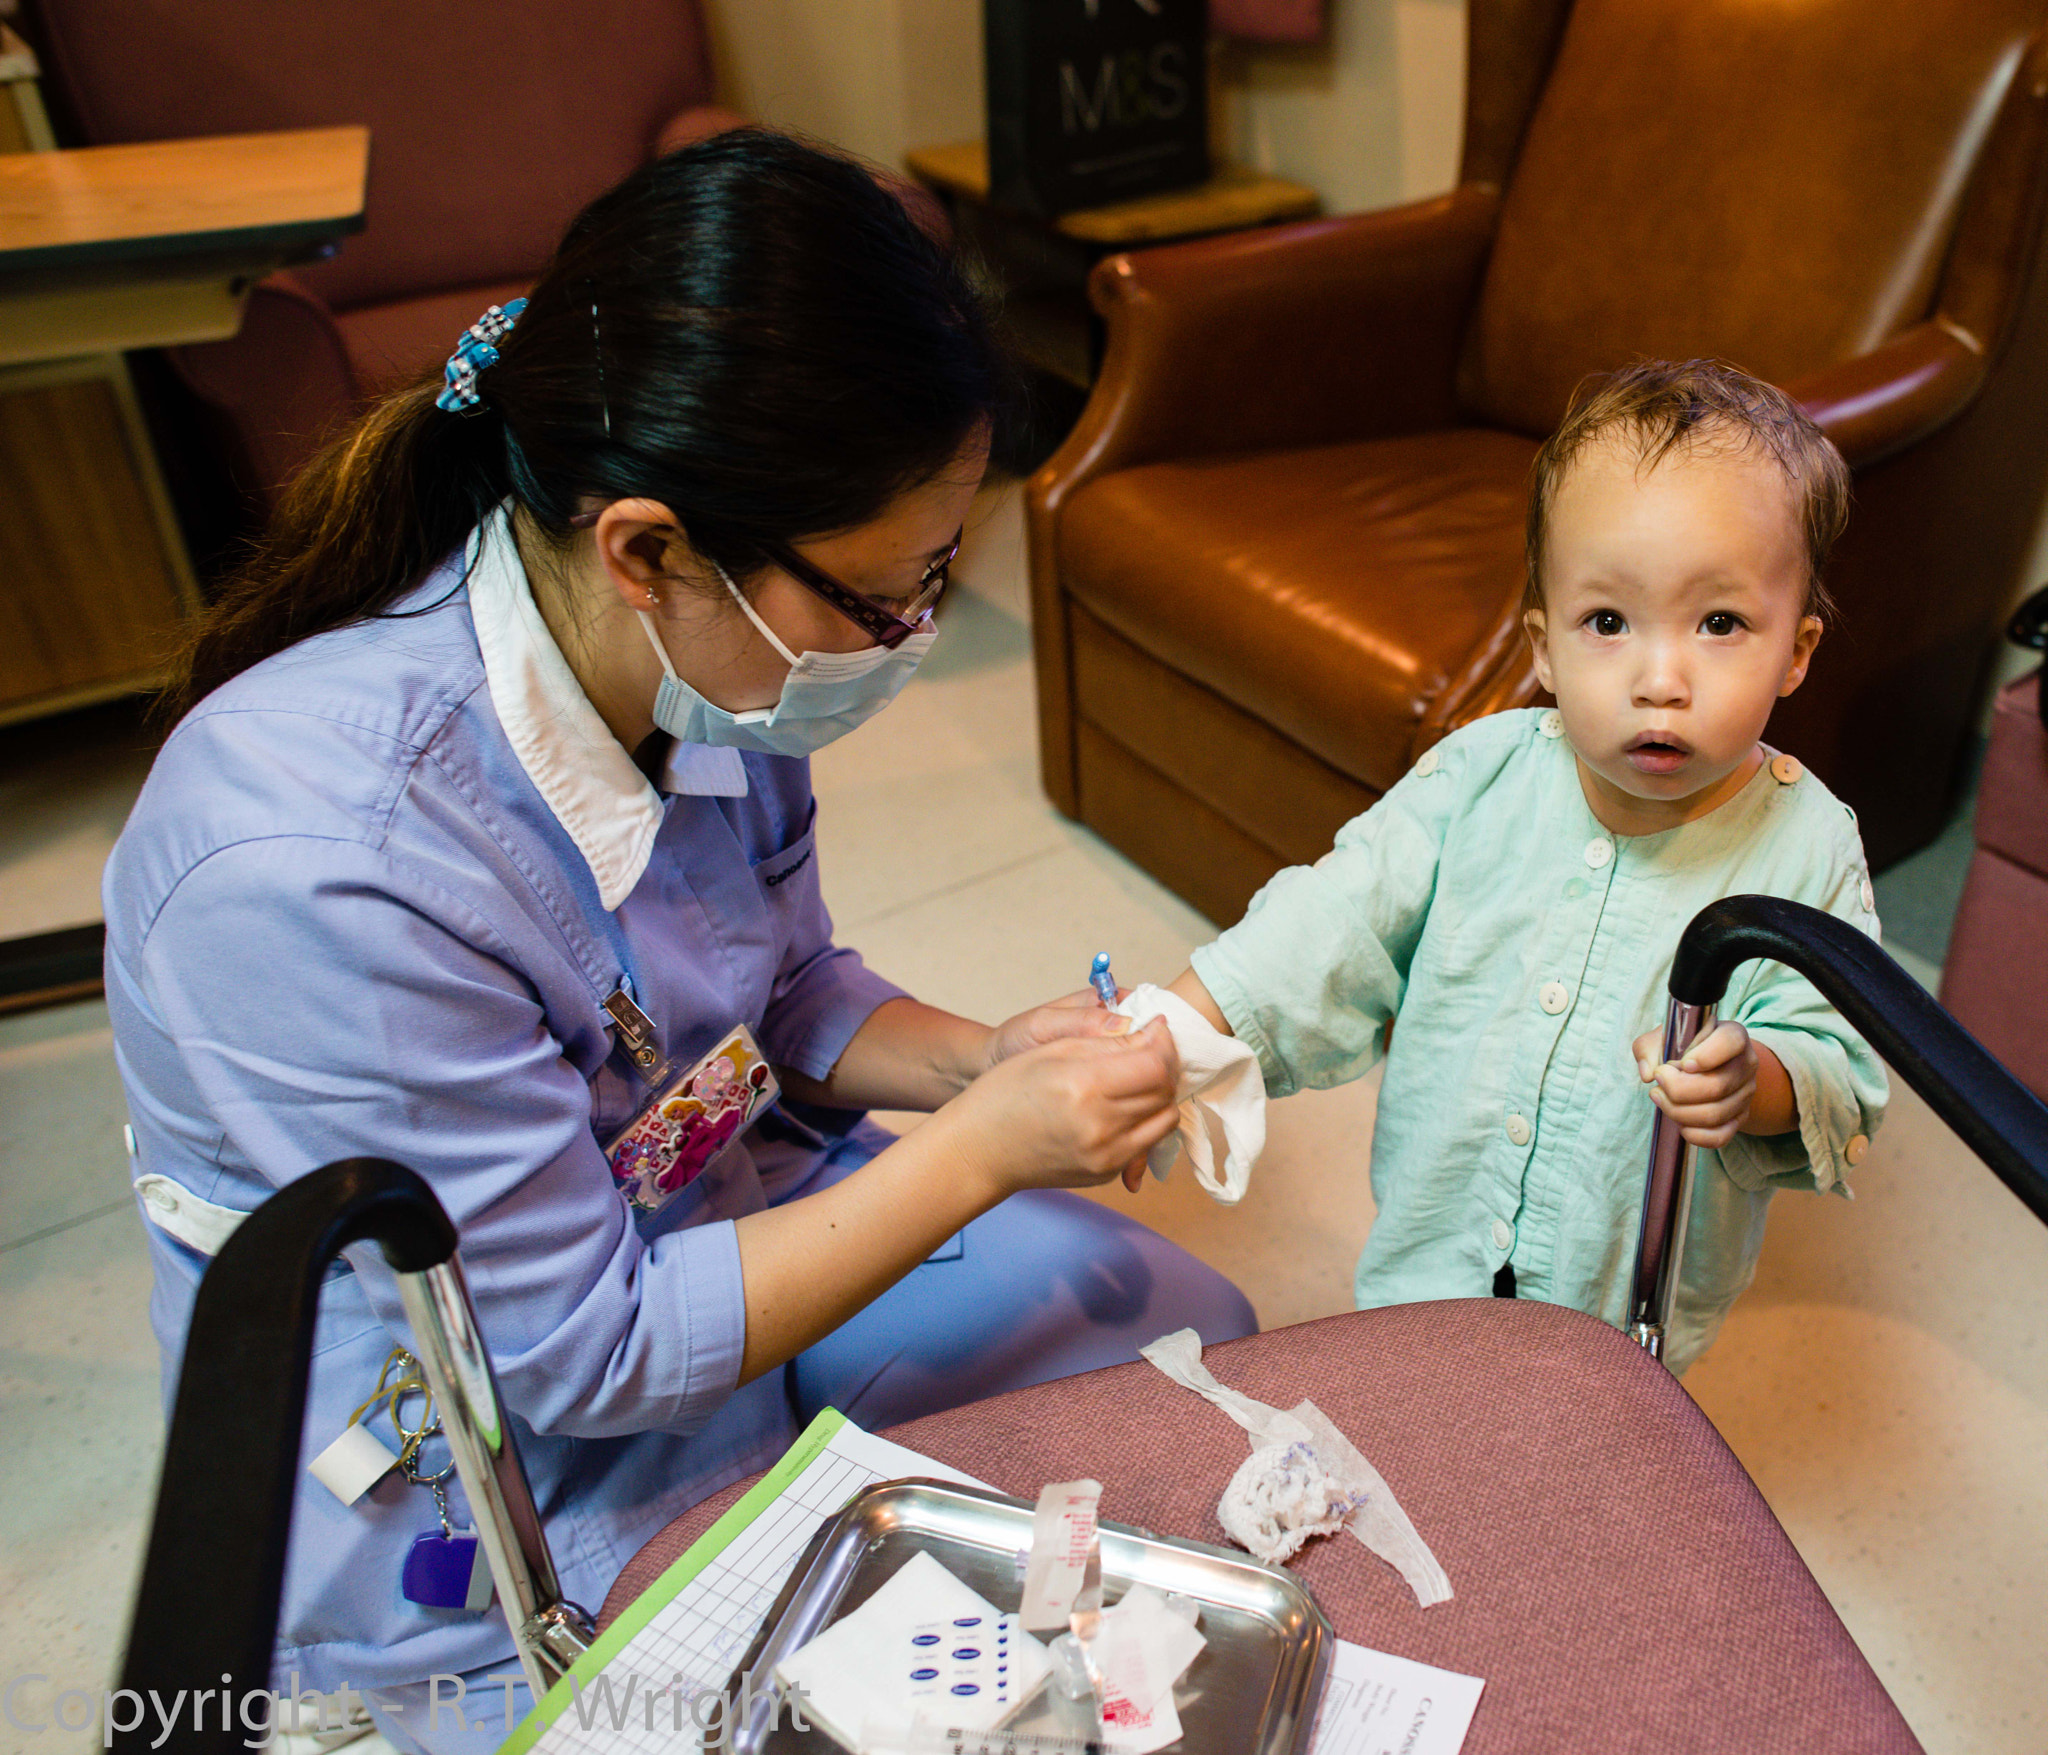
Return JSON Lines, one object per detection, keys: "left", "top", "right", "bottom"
{"left": 984, "top": 0, "right": 1210, "bottom": 218}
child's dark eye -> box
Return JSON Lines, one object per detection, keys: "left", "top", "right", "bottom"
{"left": 1700, "top": 612, "right": 1744, "bottom": 636}
{"left": 1586, "top": 610, "right": 1626, "bottom": 637}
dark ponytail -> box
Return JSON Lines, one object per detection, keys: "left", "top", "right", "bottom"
{"left": 172, "top": 129, "right": 1008, "bottom": 715}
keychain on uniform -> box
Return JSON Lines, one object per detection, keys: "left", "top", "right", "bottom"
{"left": 366, "top": 1351, "right": 494, "bottom": 1612}
{"left": 308, "top": 1347, "right": 492, "bottom": 1610}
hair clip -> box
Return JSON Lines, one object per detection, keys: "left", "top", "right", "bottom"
{"left": 436, "top": 298, "right": 529, "bottom": 415}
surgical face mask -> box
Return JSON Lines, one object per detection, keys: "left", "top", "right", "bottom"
{"left": 639, "top": 562, "right": 937, "bottom": 757}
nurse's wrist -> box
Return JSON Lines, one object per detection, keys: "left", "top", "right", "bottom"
{"left": 917, "top": 1098, "right": 1012, "bottom": 1205}
{"left": 918, "top": 1009, "right": 997, "bottom": 1096}
{"left": 965, "top": 1022, "right": 1005, "bottom": 1084}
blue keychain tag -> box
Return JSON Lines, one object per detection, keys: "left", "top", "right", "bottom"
{"left": 401, "top": 1528, "right": 493, "bottom": 1611}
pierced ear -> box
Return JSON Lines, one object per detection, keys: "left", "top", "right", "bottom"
{"left": 588, "top": 498, "right": 686, "bottom": 607}
{"left": 1523, "top": 606, "right": 1554, "bottom": 692}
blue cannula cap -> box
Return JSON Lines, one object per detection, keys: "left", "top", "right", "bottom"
{"left": 1089, "top": 951, "right": 1117, "bottom": 1007}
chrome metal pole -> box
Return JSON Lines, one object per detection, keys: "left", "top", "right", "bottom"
{"left": 396, "top": 1259, "right": 594, "bottom": 1694}
{"left": 1626, "top": 997, "right": 1714, "bottom": 1360}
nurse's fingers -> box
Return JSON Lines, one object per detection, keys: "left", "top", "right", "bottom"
{"left": 1066, "top": 1030, "right": 1182, "bottom": 1174}
{"left": 1088, "top": 1020, "right": 1181, "bottom": 1124}
{"left": 1111, "top": 1082, "right": 1186, "bottom": 1162}
{"left": 964, "top": 1023, "right": 1183, "bottom": 1188}
{"left": 983, "top": 991, "right": 1133, "bottom": 1070}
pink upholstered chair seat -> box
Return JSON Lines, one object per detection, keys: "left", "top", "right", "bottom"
{"left": 604, "top": 1301, "right": 1919, "bottom": 1753}
{"left": 1940, "top": 671, "right": 2048, "bottom": 1099}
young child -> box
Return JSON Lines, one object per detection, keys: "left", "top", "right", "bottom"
{"left": 1167, "top": 359, "right": 1889, "bottom": 1372}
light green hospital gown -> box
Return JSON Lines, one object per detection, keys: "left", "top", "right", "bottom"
{"left": 1191, "top": 707, "right": 1889, "bottom": 1372}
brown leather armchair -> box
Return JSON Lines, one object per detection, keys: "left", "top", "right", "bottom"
{"left": 1029, "top": 0, "right": 2048, "bottom": 925}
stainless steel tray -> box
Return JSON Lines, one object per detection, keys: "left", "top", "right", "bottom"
{"left": 722, "top": 1478, "right": 1331, "bottom": 1755}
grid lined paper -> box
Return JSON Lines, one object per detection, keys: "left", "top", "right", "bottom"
{"left": 524, "top": 1423, "right": 984, "bottom": 1752}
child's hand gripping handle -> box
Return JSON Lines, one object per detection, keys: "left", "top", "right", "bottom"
{"left": 1629, "top": 894, "right": 2048, "bottom": 1364}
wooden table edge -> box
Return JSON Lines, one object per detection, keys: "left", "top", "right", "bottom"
{"left": 904, "top": 138, "right": 1319, "bottom": 246}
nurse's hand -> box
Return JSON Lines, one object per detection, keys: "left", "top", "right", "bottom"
{"left": 947, "top": 1016, "right": 1182, "bottom": 1194}
{"left": 981, "top": 989, "right": 1140, "bottom": 1072}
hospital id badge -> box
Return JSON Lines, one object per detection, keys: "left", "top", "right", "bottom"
{"left": 605, "top": 1023, "right": 779, "bottom": 1214}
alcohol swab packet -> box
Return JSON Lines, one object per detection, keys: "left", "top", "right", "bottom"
{"left": 1019, "top": 1481, "right": 1210, "bottom": 1753}
{"left": 1019, "top": 1478, "right": 1103, "bottom": 1631}
{"left": 1062, "top": 1583, "right": 1207, "bottom": 1754}
{"left": 1140, "top": 1328, "right": 1453, "bottom": 1607}
{"left": 1095, "top": 1584, "right": 1204, "bottom": 1712}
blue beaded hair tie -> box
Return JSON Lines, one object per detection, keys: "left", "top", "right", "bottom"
{"left": 436, "top": 298, "right": 528, "bottom": 414}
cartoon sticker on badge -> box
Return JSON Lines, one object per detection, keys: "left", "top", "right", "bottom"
{"left": 606, "top": 1024, "right": 778, "bottom": 1213}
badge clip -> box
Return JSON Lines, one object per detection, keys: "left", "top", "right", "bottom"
{"left": 604, "top": 984, "right": 674, "bottom": 1088}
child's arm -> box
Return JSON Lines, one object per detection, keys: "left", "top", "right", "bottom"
{"left": 1631, "top": 1022, "right": 1796, "bottom": 1147}
{"left": 1168, "top": 967, "right": 1233, "bottom": 1036}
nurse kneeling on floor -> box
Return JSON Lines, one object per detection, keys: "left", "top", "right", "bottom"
{"left": 105, "top": 130, "right": 1254, "bottom": 1753}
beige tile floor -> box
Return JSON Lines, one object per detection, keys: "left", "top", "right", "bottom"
{"left": 0, "top": 482, "right": 2042, "bottom": 1753}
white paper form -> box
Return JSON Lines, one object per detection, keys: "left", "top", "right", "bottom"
{"left": 1308, "top": 1639, "right": 1485, "bottom": 1755}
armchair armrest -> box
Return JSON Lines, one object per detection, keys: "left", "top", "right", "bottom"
{"left": 1788, "top": 319, "right": 1986, "bottom": 469}
{"left": 653, "top": 104, "right": 750, "bottom": 157}
{"left": 170, "top": 270, "right": 357, "bottom": 503}
{"left": 1794, "top": 26, "right": 2048, "bottom": 470}
{"left": 1024, "top": 185, "right": 1499, "bottom": 816}
{"left": 1046, "top": 183, "right": 1500, "bottom": 493}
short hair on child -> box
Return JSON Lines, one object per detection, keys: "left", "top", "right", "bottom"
{"left": 1524, "top": 358, "right": 1849, "bottom": 621}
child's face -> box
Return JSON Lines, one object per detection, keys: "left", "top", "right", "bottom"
{"left": 1524, "top": 431, "right": 1823, "bottom": 835}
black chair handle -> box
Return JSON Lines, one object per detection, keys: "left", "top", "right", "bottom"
{"left": 115, "top": 1160, "right": 456, "bottom": 1753}
{"left": 1670, "top": 897, "right": 2048, "bottom": 1228}
{"left": 2009, "top": 585, "right": 2048, "bottom": 730}
{"left": 2009, "top": 583, "right": 2048, "bottom": 651}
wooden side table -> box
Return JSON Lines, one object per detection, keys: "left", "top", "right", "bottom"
{"left": 0, "top": 121, "right": 367, "bottom": 728}
{"left": 905, "top": 139, "right": 1319, "bottom": 392}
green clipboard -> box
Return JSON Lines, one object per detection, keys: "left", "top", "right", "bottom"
{"left": 496, "top": 1407, "right": 851, "bottom": 1754}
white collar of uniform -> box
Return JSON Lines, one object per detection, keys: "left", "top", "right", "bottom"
{"left": 467, "top": 504, "right": 747, "bottom": 911}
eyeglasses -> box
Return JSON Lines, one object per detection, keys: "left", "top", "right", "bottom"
{"left": 568, "top": 511, "right": 960, "bottom": 650}
{"left": 760, "top": 528, "right": 960, "bottom": 650}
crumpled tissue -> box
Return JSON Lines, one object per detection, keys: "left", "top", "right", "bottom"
{"left": 1220, "top": 1441, "right": 1366, "bottom": 1564}
{"left": 1115, "top": 984, "right": 1265, "bottom": 1203}
{"left": 1141, "top": 1328, "right": 1453, "bottom": 1607}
